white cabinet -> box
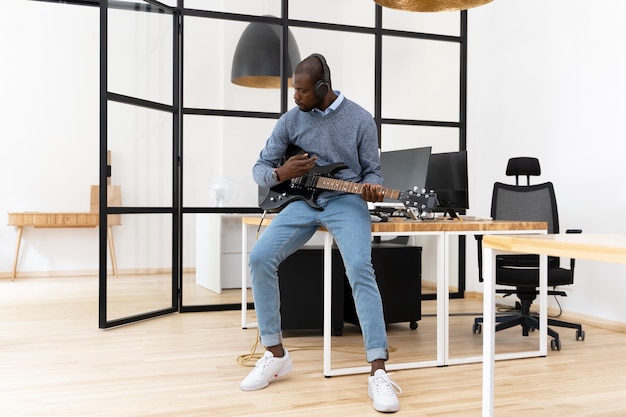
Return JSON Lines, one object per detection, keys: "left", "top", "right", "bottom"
{"left": 195, "top": 214, "right": 259, "bottom": 294}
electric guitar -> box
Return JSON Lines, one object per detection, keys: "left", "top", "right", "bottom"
{"left": 259, "top": 160, "right": 438, "bottom": 213}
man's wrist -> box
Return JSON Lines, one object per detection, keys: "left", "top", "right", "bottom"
{"left": 272, "top": 169, "right": 281, "bottom": 182}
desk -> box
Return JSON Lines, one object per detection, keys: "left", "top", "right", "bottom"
{"left": 241, "top": 216, "right": 547, "bottom": 377}
{"left": 7, "top": 212, "right": 119, "bottom": 279}
{"left": 481, "top": 233, "right": 626, "bottom": 417}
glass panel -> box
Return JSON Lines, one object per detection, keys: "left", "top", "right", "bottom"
{"left": 382, "top": 37, "right": 460, "bottom": 122}
{"left": 381, "top": 125, "right": 460, "bottom": 153}
{"left": 108, "top": 7, "right": 173, "bottom": 105}
{"left": 183, "top": 0, "right": 281, "bottom": 16}
{"left": 106, "top": 213, "right": 173, "bottom": 321}
{"left": 184, "top": 17, "right": 284, "bottom": 113}
{"left": 290, "top": 0, "right": 375, "bottom": 27}
{"left": 288, "top": 28, "right": 376, "bottom": 114}
{"left": 182, "top": 115, "right": 277, "bottom": 208}
{"left": 107, "top": 101, "right": 173, "bottom": 207}
{"left": 182, "top": 213, "right": 257, "bottom": 307}
{"left": 382, "top": 7, "right": 460, "bottom": 36}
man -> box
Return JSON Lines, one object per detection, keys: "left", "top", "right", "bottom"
{"left": 241, "top": 53, "right": 402, "bottom": 413}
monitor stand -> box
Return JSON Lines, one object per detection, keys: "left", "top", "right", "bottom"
{"left": 442, "top": 208, "right": 460, "bottom": 219}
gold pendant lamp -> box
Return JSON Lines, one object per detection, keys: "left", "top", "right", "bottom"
{"left": 374, "top": 0, "right": 493, "bottom": 12}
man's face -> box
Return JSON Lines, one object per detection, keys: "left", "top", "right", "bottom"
{"left": 292, "top": 73, "right": 321, "bottom": 112}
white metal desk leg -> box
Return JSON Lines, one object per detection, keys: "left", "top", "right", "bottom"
{"left": 482, "top": 246, "right": 496, "bottom": 417}
{"left": 539, "top": 254, "right": 548, "bottom": 354}
{"left": 323, "top": 232, "right": 334, "bottom": 377}
{"left": 241, "top": 221, "right": 249, "bottom": 328}
{"left": 439, "top": 233, "right": 448, "bottom": 365}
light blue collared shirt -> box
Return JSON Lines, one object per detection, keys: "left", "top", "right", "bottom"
{"left": 311, "top": 90, "right": 344, "bottom": 116}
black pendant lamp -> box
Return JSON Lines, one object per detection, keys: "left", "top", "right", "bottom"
{"left": 231, "top": 17, "right": 301, "bottom": 88}
{"left": 374, "top": 0, "right": 493, "bottom": 12}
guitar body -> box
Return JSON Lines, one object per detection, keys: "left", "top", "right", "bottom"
{"left": 260, "top": 162, "right": 348, "bottom": 211}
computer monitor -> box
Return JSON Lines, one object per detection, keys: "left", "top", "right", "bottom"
{"left": 424, "top": 150, "right": 469, "bottom": 218}
{"left": 379, "top": 146, "right": 432, "bottom": 203}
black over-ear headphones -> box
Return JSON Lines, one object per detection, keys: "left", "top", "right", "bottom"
{"left": 310, "top": 53, "right": 330, "bottom": 99}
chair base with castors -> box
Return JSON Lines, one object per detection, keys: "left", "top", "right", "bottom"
{"left": 472, "top": 291, "right": 586, "bottom": 351}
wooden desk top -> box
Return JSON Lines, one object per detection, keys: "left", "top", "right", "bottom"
{"left": 483, "top": 233, "right": 626, "bottom": 265}
{"left": 8, "top": 212, "right": 120, "bottom": 228}
{"left": 369, "top": 219, "right": 546, "bottom": 233}
{"left": 242, "top": 216, "right": 546, "bottom": 233}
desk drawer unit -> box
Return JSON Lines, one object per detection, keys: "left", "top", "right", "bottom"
{"left": 344, "top": 244, "right": 422, "bottom": 330}
{"left": 278, "top": 247, "right": 345, "bottom": 335}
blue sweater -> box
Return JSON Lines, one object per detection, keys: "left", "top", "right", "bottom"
{"left": 253, "top": 96, "right": 383, "bottom": 197}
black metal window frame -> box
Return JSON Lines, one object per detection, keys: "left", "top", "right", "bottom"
{"left": 27, "top": 0, "right": 467, "bottom": 326}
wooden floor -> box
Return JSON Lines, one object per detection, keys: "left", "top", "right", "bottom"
{"left": 2, "top": 275, "right": 626, "bottom": 416}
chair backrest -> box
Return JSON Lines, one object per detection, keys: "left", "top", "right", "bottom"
{"left": 491, "top": 180, "right": 561, "bottom": 270}
{"left": 491, "top": 182, "right": 559, "bottom": 234}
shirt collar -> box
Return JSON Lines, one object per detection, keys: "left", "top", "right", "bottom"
{"left": 311, "top": 90, "right": 343, "bottom": 116}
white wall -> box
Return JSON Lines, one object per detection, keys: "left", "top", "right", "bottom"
{"left": 0, "top": 2, "right": 100, "bottom": 274}
{"left": 3, "top": 0, "right": 626, "bottom": 325}
{"left": 466, "top": 0, "right": 626, "bottom": 324}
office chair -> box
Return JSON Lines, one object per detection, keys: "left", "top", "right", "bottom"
{"left": 473, "top": 157, "right": 585, "bottom": 351}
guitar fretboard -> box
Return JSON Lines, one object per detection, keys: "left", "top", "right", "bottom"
{"left": 315, "top": 177, "right": 401, "bottom": 200}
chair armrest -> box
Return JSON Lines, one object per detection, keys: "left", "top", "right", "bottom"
{"left": 475, "top": 235, "right": 484, "bottom": 282}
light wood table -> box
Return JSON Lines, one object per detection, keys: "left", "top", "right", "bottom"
{"left": 7, "top": 212, "right": 119, "bottom": 279}
{"left": 481, "top": 233, "right": 626, "bottom": 417}
{"left": 241, "top": 216, "right": 547, "bottom": 376}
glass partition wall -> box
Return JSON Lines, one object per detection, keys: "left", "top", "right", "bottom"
{"left": 99, "top": 0, "right": 180, "bottom": 328}
{"left": 98, "top": 0, "right": 467, "bottom": 327}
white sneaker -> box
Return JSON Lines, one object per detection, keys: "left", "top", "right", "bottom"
{"left": 368, "top": 369, "right": 402, "bottom": 413}
{"left": 240, "top": 349, "right": 294, "bottom": 391}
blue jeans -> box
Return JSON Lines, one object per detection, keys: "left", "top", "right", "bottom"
{"left": 249, "top": 193, "right": 389, "bottom": 363}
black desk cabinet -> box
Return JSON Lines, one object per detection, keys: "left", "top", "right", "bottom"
{"left": 278, "top": 243, "right": 422, "bottom": 334}
{"left": 344, "top": 244, "right": 422, "bottom": 330}
{"left": 278, "top": 247, "right": 346, "bottom": 335}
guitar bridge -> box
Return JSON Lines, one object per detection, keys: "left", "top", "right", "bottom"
{"left": 291, "top": 173, "right": 319, "bottom": 189}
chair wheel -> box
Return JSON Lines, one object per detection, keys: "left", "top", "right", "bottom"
{"left": 410, "top": 321, "right": 418, "bottom": 330}
{"left": 472, "top": 323, "right": 482, "bottom": 334}
{"left": 576, "top": 329, "right": 585, "bottom": 341}
{"left": 551, "top": 338, "right": 562, "bottom": 351}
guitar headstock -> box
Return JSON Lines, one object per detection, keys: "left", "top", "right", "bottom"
{"left": 398, "top": 189, "right": 439, "bottom": 213}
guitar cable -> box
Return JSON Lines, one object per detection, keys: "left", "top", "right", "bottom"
{"left": 257, "top": 210, "right": 268, "bottom": 240}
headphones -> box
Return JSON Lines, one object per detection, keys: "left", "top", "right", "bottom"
{"left": 309, "top": 53, "right": 330, "bottom": 99}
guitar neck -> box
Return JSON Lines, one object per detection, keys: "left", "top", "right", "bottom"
{"left": 314, "top": 177, "right": 401, "bottom": 200}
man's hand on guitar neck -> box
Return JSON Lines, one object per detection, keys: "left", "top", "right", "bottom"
{"left": 276, "top": 153, "right": 318, "bottom": 182}
{"left": 361, "top": 183, "right": 384, "bottom": 203}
